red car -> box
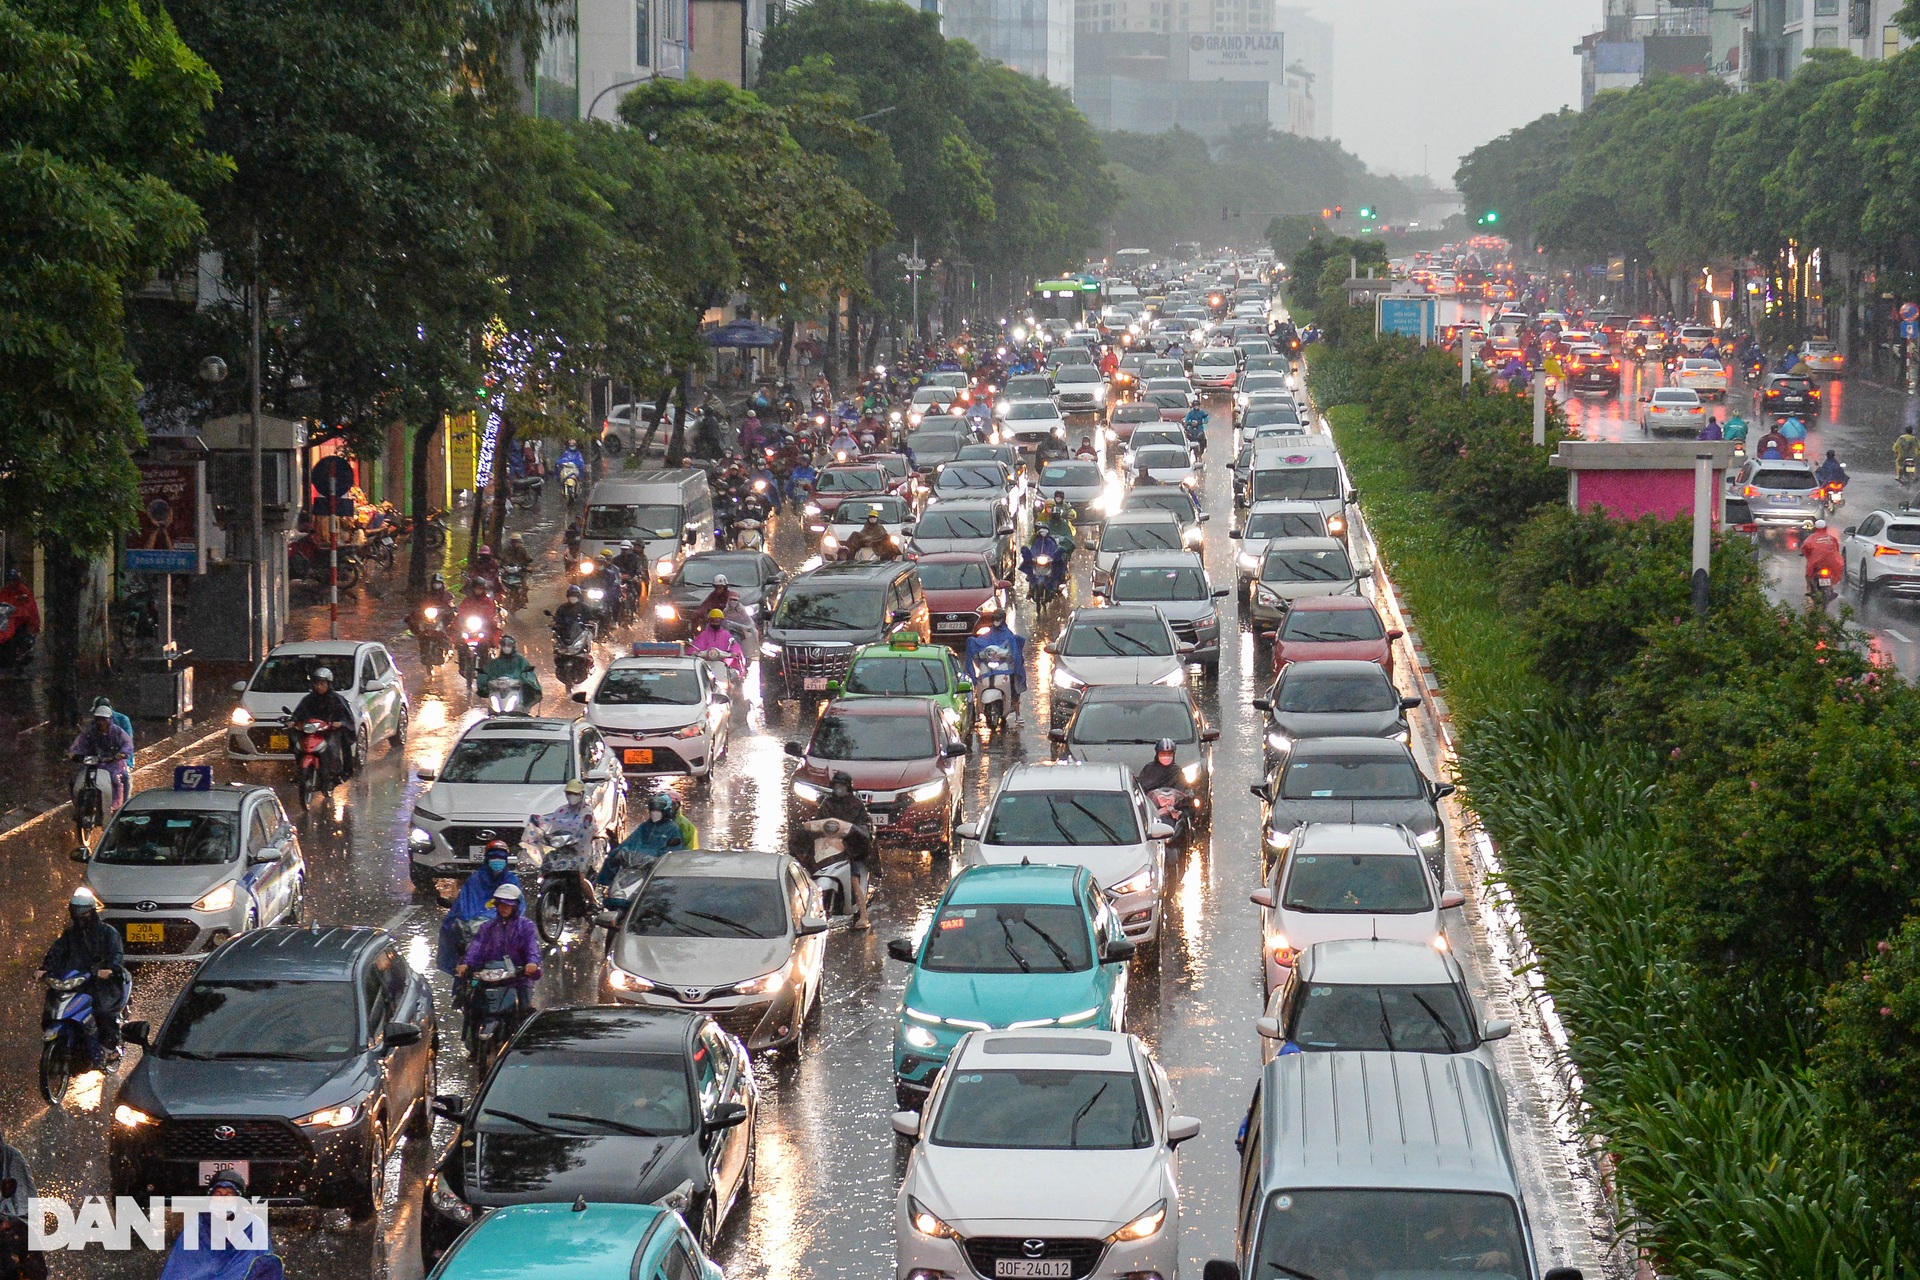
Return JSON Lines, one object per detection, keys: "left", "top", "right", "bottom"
{"left": 783, "top": 698, "right": 968, "bottom": 854}
{"left": 912, "top": 552, "right": 1010, "bottom": 647}
{"left": 806, "top": 464, "right": 891, "bottom": 535}
{"left": 1271, "top": 596, "right": 1403, "bottom": 676}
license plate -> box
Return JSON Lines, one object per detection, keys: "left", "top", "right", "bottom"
{"left": 198, "top": 1161, "right": 247, "bottom": 1187}
{"left": 936, "top": 620, "right": 969, "bottom": 632}
{"left": 466, "top": 845, "right": 491, "bottom": 861}
{"left": 546, "top": 855, "right": 586, "bottom": 873}
{"left": 803, "top": 677, "right": 829, "bottom": 691}
{"left": 624, "top": 748, "right": 654, "bottom": 765}
{"left": 125, "top": 923, "right": 165, "bottom": 943}
{"left": 995, "top": 1262, "right": 1071, "bottom": 1278}
{"left": 267, "top": 734, "right": 289, "bottom": 751}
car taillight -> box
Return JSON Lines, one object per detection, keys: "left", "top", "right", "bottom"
{"left": 1608, "top": 361, "right": 1620, "bottom": 371}
{"left": 1875, "top": 546, "right": 1904, "bottom": 557}
{"left": 1743, "top": 485, "right": 1757, "bottom": 497}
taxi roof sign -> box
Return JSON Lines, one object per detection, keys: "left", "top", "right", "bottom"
{"left": 174, "top": 765, "right": 214, "bottom": 791}
{"left": 887, "top": 633, "right": 923, "bottom": 651}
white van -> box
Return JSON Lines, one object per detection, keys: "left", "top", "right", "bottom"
{"left": 581, "top": 468, "right": 714, "bottom": 578}
{"left": 1244, "top": 443, "right": 1352, "bottom": 534}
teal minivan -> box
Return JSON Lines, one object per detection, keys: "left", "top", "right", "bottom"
{"left": 887, "top": 863, "right": 1134, "bottom": 1109}
{"left": 429, "top": 1202, "right": 721, "bottom": 1280}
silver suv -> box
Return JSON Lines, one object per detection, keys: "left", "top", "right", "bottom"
{"left": 1727, "top": 456, "right": 1821, "bottom": 527}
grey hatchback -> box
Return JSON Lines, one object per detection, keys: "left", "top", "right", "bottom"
{"left": 1254, "top": 660, "right": 1419, "bottom": 765}
{"left": 1252, "top": 736, "right": 1452, "bottom": 881}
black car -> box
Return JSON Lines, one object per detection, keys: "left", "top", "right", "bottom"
{"left": 761, "top": 562, "right": 932, "bottom": 703}
{"left": 1254, "top": 660, "right": 1421, "bottom": 767}
{"left": 1252, "top": 736, "right": 1453, "bottom": 882}
{"left": 1760, "top": 373, "right": 1820, "bottom": 416}
{"left": 110, "top": 926, "right": 436, "bottom": 1218}
{"left": 421, "top": 1006, "right": 756, "bottom": 1262}
{"left": 1567, "top": 348, "right": 1621, "bottom": 394}
{"left": 657, "top": 550, "right": 784, "bottom": 640}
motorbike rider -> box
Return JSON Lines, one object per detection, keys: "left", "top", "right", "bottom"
{"left": 842, "top": 507, "right": 900, "bottom": 560}
{"left": 436, "top": 840, "right": 521, "bottom": 973}
{"left": 500, "top": 533, "right": 533, "bottom": 572}
{"left": 595, "top": 547, "right": 626, "bottom": 620}
{"left": 1723, "top": 414, "right": 1750, "bottom": 448}
{"left": 602, "top": 794, "right": 690, "bottom": 894}
{"left": 963, "top": 602, "right": 1027, "bottom": 715}
{"left": 690, "top": 609, "right": 746, "bottom": 676}
{"left": 555, "top": 439, "right": 588, "bottom": 482}
{"left": 1021, "top": 525, "right": 1065, "bottom": 593}
{"left": 418, "top": 572, "right": 456, "bottom": 619}
{"left": 1696, "top": 416, "right": 1724, "bottom": 441}
{"left": 90, "top": 695, "right": 135, "bottom": 753}
{"left": 809, "top": 771, "right": 876, "bottom": 930}
{"left": 37, "top": 888, "right": 128, "bottom": 1062}
{"left": 828, "top": 423, "right": 861, "bottom": 461}
{"left": 467, "top": 545, "right": 504, "bottom": 598}
{"left": 477, "top": 634, "right": 542, "bottom": 710}
{"left": 611, "top": 538, "right": 649, "bottom": 594}
{"left": 1075, "top": 435, "right": 1099, "bottom": 461}
{"left": 697, "top": 572, "right": 737, "bottom": 619}
{"left": 1182, "top": 405, "right": 1208, "bottom": 449}
{"left": 156, "top": 1167, "right": 282, "bottom": 1280}
{"left": 552, "top": 583, "right": 593, "bottom": 638}
{"left": 1894, "top": 429, "right": 1919, "bottom": 477}
{"left": 454, "top": 883, "right": 541, "bottom": 1028}
{"left": 1801, "top": 519, "right": 1845, "bottom": 597}
{"left": 529, "top": 778, "right": 600, "bottom": 854}
{"left": 1755, "top": 426, "right": 1788, "bottom": 460}
{"left": 1778, "top": 414, "right": 1809, "bottom": 445}
{"left": 291, "top": 668, "right": 357, "bottom": 780}
{"left": 69, "top": 701, "right": 135, "bottom": 812}
{"left": 1136, "top": 738, "right": 1186, "bottom": 796}
{"left": 0, "top": 566, "right": 41, "bottom": 667}
{"left": 0, "top": 1124, "right": 41, "bottom": 1280}
{"left": 1815, "top": 449, "right": 1849, "bottom": 490}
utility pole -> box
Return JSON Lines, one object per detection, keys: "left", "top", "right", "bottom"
{"left": 1691, "top": 453, "right": 1712, "bottom": 618}
{"left": 1533, "top": 369, "right": 1547, "bottom": 446}
{"left": 248, "top": 236, "right": 265, "bottom": 663}
{"left": 898, "top": 238, "right": 927, "bottom": 343}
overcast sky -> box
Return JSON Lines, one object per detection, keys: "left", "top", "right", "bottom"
{"left": 1301, "top": 0, "right": 1596, "bottom": 182}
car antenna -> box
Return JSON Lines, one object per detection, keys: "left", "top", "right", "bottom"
{"left": 1021, "top": 855, "right": 1030, "bottom": 866}
{"left": 573, "top": 1195, "right": 588, "bottom": 1213}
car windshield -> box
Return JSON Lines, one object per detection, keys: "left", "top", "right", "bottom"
{"left": 917, "top": 509, "right": 996, "bottom": 540}
{"left": 1283, "top": 853, "right": 1433, "bottom": 913}
{"left": 816, "top": 470, "right": 884, "bottom": 493}
{"left": 1246, "top": 511, "right": 1327, "bottom": 540}
{"left": 844, "top": 657, "right": 950, "bottom": 697}
{"left": 1290, "top": 982, "right": 1477, "bottom": 1052}
{"left": 1281, "top": 755, "right": 1425, "bottom": 799}
{"left": 94, "top": 810, "right": 238, "bottom": 867}
{"left": 931, "top": 1069, "right": 1150, "bottom": 1149}
{"left": 1111, "top": 407, "right": 1159, "bottom": 424}
{"left": 156, "top": 980, "right": 359, "bottom": 1060}
{"left": 1253, "top": 467, "right": 1341, "bottom": 501}
{"left": 914, "top": 560, "right": 994, "bottom": 590}
{"left": 983, "top": 791, "right": 1141, "bottom": 845}
{"left": 1752, "top": 469, "right": 1816, "bottom": 491}
{"left": 912, "top": 388, "right": 952, "bottom": 405}
{"left": 1143, "top": 362, "right": 1182, "bottom": 378}
{"left": 809, "top": 713, "right": 937, "bottom": 761}
{"left": 1054, "top": 367, "right": 1100, "bottom": 383}
{"left": 1262, "top": 546, "right": 1353, "bottom": 582}
{"left": 1243, "top": 377, "right": 1288, "bottom": 393}
{"left": 1280, "top": 607, "right": 1384, "bottom": 642}
{"left": 1005, "top": 403, "right": 1059, "bottom": 422}
{"left": 919, "top": 902, "right": 1093, "bottom": 972}
{"left": 1652, "top": 391, "right": 1697, "bottom": 405}
{"left": 1130, "top": 431, "right": 1186, "bottom": 451}
{"left": 1112, "top": 565, "right": 1207, "bottom": 601}
{"left": 1255, "top": 1190, "right": 1525, "bottom": 1280}
{"left": 836, "top": 497, "right": 910, "bottom": 525}
{"left": 594, "top": 668, "right": 702, "bottom": 706}
{"left": 1243, "top": 408, "right": 1301, "bottom": 426}
{"left": 627, "top": 875, "right": 787, "bottom": 939}
{"left": 248, "top": 654, "right": 350, "bottom": 694}
{"left": 585, "top": 504, "right": 681, "bottom": 540}
{"left": 1002, "top": 378, "right": 1050, "bottom": 398}
{"left": 1041, "top": 462, "right": 1101, "bottom": 487}
{"left": 955, "top": 445, "right": 1012, "bottom": 462}
{"left": 909, "top": 433, "right": 967, "bottom": 458}
{"left": 1195, "top": 351, "right": 1236, "bottom": 366}
{"left": 478, "top": 1049, "right": 694, "bottom": 1137}
{"left": 939, "top": 465, "right": 1006, "bottom": 490}
{"left": 773, "top": 587, "right": 882, "bottom": 630}
{"left": 1277, "top": 670, "right": 1399, "bottom": 713}
{"left": 1145, "top": 392, "right": 1188, "bottom": 409}
{"left": 1124, "top": 492, "right": 1198, "bottom": 522}
{"left": 1136, "top": 448, "right": 1190, "bottom": 469}
{"left": 1100, "top": 523, "right": 1181, "bottom": 553}
{"left": 1062, "top": 618, "right": 1174, "bottom": 657}
{"left": 677, "top": 557, "right": 761, "bottom": 588}
{"left": 1071, "top": 700, "right": 1195, "bottom": 745}
{"left": 441, "top": 738, "right": 573, "bottom": 784}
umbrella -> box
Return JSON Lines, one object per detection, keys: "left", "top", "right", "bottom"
{"left": 704, "top": 320, "right": 784, "bottom": 349}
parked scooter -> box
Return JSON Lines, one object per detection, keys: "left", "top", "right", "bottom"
{"left": 510, "top": 473, "right": 545, "bottom": 511}
{"left": 40, "top": 970, "right": 125, "bottom": 1105}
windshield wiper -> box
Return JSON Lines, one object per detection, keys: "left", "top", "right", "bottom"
{"left": 1265, "top": 1265, "right": 1320, "bottom": 1280}
{"left": 1377, "top": 989, "right": 1398, "bottom": 1054}
{"left": 1067, "top": 1082, "right": 1109, "bottom": 1147}
{"left": 678, "top": 910, "right": 756, "bottom": 936}
{"left": 1040, "top": 795, "right": 1085, "bottom": 845}
{"left": 208, "top": 1050, "right": 324, "bottom": 1061}
{"left": 1409, "top": 992, "right": 1463, "bottom": 1053}
{"left": 482, "top": 1108, "right": 563, "bottom": 1134}
{"left": 547, "top": 1112, "right": 677, "bottom": 1138}
{"left": 1064, "top": 797, "right": 1126, "bottom": 844}
{"left": 1012, "top": 917, "right": 1075, "bottom": 970}
{"left": 998, "top": 917, "right": 1034, "bottom": 973}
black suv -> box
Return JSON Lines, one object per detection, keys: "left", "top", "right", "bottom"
{"left": 109, "top": 926, "right": 436, "bottom": 1218}
{"left": 761, "top": 562, "right": 932, "bottom": 704}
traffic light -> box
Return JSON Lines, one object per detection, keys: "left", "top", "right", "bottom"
{"left": 1477, "top": 210, "right": 1499, "bottom": 225}
{"left": 1334, "top": 205, "right": 1343, "bottom": 220}
{"left": 1359, "top": 206, "right": 1373, "bottom": 219}
{"left": 1321, "top": 208, "right": 1332, "bottom": 219}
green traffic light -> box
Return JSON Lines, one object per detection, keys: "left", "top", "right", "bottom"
{"left": 1479, "top": 210, "right": 1499, "bottom": 224}
{"left": 1359, "top": 207, "right": 1373, "bottom": 218}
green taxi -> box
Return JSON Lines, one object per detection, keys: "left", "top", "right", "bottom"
{"left": 830, "top": 633, "right": 974, "bottom": 734}
{"left": 428, "top": 1202, "right": 720, "bottom": 1280}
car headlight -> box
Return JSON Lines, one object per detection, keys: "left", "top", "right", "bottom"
{"left": 1152, "top": 669, "right": 1185, "bottom": 687}
{"left": 1267, "top": 933, "right": 1297, "bottom": 965}
{"left": 1326, "top": 515, "right": 1347, "bottom": 536}
{"left": 113, "top": 1103, "right": 154, "bottom": 1129}
{"left": 606, "top": 962, "right": 654, "bottom": 993}
{"left": 193, "top": 883, "right": 237, "bottom": 913}
{"left": 1266, "top": 731, "right": 1291, "bottom": 752}
{"left": 656, "top": 558, "right": 676, "bottom": 577}
{"left": 761, "top": 641, "right": 782, "bottom": 658}
{"left": 295, "top": 1100, "right": 361, "bottom": 1129}
{"left": 731, "top": 968, "right": 787, "bottom": 996}
{"left": 1238, "top": 553, "right": 1260, "bottom": 571}
{"left": 430, "top": 1172, "right": 474, "bottom": 1223}
{"left": 670, "top": 720, "right": 705, "bottom": 739}
{"left": 792, "top": 779, "right": 827, "bottom": 801}
{"left": 1109, "top": 1200, "right": 1167, "bottom": 1244}
{"left": 805, "top": 502, "right": 822, "bottom": 515}
{"left": 409, "top": 826, "right": 434, "bottom": 847}
{"left": 1415, "top": 828, "right": 1442, "bottom": 850}
{"left": 1266, "top": 827, "right": 1293, "bottom": 850}
{"left": 909, "top": 1197, "right": 961, "bottom": 1240}
{"left": 655, "top": 604, "right": 677, "bottom": 620}
{"left": 821, "top": 534, "right": 840, "bottom": 549}
{"left": 906, "top": 778, "right": 947, "bottom": 804}
{"left": 1180, "top": 761, "right": 1201, "bottom": 784}
{"left": 1053, "top": 667, "right": 1084, "bottom": 690}
{"left": 1107, "top": 867, "right": 1155, "bottom": 896}
{"left": 1256, "top": 585, "right": 1278, "bottom": 603}
{"left": 230, "top": 706, "right": 253, "bottom": 727}
{"left": 902, "top": 1024, "right": 939, "bottom": 1050}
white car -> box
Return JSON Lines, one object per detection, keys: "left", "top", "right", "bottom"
{"left": 579, "top": 652, "right": 732, "bottom": 782}
{"left": 821, "top": 493, "right": 917, "bottom": 558}
{"left": 1842, "top": 509, "right": 1920, "bottom": 601}
{"left": 1247, "top": 537, "right": 1362, "bottom": 624}
{"left": 1126, "top": 444, "right": 1199, "bottom": 491}
{"left": 406, "top": 715, "right": 626, "bottom": 894}
{"left": 1250, "top": 823, "right": 1461, "bottom": 996}
{"left": 958, "top": 762, "right": 1175, "bottom": 945}
{"left": 1124, "top": 426, "right": 1191, "bottom": 457}
{"left": 1230, "top": 501, "right": 1331, "bottom": 594}
{"left": 892, "top": 1029, "right": 1196, "bottom": 1280}
{"left": 1051, "top": 364, "right": 1108, "bottom": 416}
{"left": 1094, "top": 512, "right": 1185, "bottom": 585}
{"left": 1677, "top": 324, "right": 1716, "bottom": 353}
{"left": 1639, "top": 386, "right": 1706, "bottom": 434}
{"left": 226, "top": 640, "right": 409, "bottom": 764}
{"left": 1000, "top": 399, "right": 1069, "bottom": 451}
{"left": 1047, "top": 606, "right": 1187, "bottom": 731}
{"left": 1798, "top": 339, "right": 1845, "bottom": 374}
{"left": 1671, "top": 357, "right": 1729, "bottom": 400}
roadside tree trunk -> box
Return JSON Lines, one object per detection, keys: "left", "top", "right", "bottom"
{"left": 408, "top": 410, "right": 440, "bottom": 591}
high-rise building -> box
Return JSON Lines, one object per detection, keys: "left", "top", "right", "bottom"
{"left": 533, "top": 0, "right": 772, "bottom": 122}
{"left": 944, "top": 0, "right": 1075, "bottom": 91}
{"left": 1583, "top": 0, "right": 1912, "bottom": 97}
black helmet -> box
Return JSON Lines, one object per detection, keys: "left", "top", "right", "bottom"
{"left": 830, "top": 770, "right": 855, "bottom": 791}
{"left": 566, "top": 584, "right": 583, "bottom": 600}
{"left": 1155, "top": 737, "right": 1176, "bottom": 756}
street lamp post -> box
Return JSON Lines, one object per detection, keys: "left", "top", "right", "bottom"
{"left": 898, "top": 237, "right": 927, "bottom": 342}
{"left": 587, "top": 76, "right": 652, "bottom": 122}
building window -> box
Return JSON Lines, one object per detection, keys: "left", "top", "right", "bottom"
{"left": 1812, "top": 0, "right": 1837, "bottom": 13}
{"left": 1786, "top": 0, "right": 1803, "bottom": 21}
{"left": 635, "top": 0, "right": 650, "bottom": 65}
{"left": 1813, "top": 25, "right": 1838, "bottom": 45}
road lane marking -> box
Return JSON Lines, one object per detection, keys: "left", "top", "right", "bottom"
{"left": 1886, "top": 629, "right": 1911, "bottom": 644}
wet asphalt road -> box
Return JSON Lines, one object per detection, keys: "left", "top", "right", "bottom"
{"left": 2, "top": 359, "right": 1612, "bottom": 1278}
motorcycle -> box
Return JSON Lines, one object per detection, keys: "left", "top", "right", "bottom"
{"left": 510, "top": 473, "right": 545, "bottom": 511}
{"left": 801, "top": 818, "right": 862, "bottom": 919}
{"left": 459, "top": 959, "right": 526, "bottom": 1073}
{"left": 40, "top": 970, "right": 125, "bottom": 1104}
{"left": 691, "top": 644, "right": 743, "bottom": 697}
{"left": 455, "top": 600, "right": 501, "bottom": 687}
{"left": 1809, "top": 564, "right": 1838, "bottom": 608}
{"left": 500, "top": 563, "right": 529, "bottom": 613}
{"left": 484, "top": 676, "right": 530, "bottom": 716}
{"left": 550, "top": 611, "right": 597, "bottom": 689}
{"left": 1147, "top": 785, "right": 1199, "bottom": 849}
{"left": 1820, "top": 479, "right": 1847, "bottom": 515}
{"left": 362, "top": 526, "right": 399, "bottom": 572}
{"left": 287, "top": 532, "right": 361, "bottom": 591}
{"left": 732, "top": 517, "right": 767, "bottom": 552}
{"left": 70, "top": 755, "right": 116, "bottom": 850}
{"left": 529, "top": 830, "right": 603, "bottom": 945}
{"left": 281, "top": 711, "right": 345, "bottom": 809}
{"left": 414, "top": 603, "right": 454, "bottom": 667}
{"left": 1903, "top": 456, "right": 1920, "bottom": 487}
{"left": 559, "top": 460, "right": 583, "bottom": 509}
{"left": 0, "top": 601, "right": 32, "bottom": 670}
{"left": 973, "top": 645, "right": 1017, "bottom": 732}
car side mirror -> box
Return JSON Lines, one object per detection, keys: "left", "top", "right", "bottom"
{"left": 996, "top": 580, "right": 1014, "bottom": 591}
{"left": 889, "top": 609, "right": 912, "bottom": 625}
{"left": 543, "top": 609, "right": 554, "bottom": 617}
{"left": 942, "top": 743, "right": 968, "bottom": 758}
{"left": 1102, "top": 937, "right": 1136, "bottom": 963}
{"left": 584, "top": 767, "right": 611, "bottom": 783}
{"left": 784, "top": 741, "right": 805, "bottom": 758}
{"left": 124, "top": 1021, "right": 150, "bottom": 1049}
{"left": 1249, "top": 782, "right": 1271, "bottom": 802}
{"left": 886, "top": 937, "right": 917, "bottom": 963}
{"left": 571, "top": 691, "right": 588, "bottom": 703}
{"left": 956, "top": 819, "right": 981, "bottom": 840}
{"left": 1249, "top": 886, "right": 1276, "bottom": 908}
{"left": 415, "top": 766, "right": 437, "bottom": 781}
{"left": 955, "top": 680, "right": 973, "bottom": 694}
{"left": 1211, "top": 587, "right": 1229, "bottom": 598}
{"left": 1203, "top": 1260, "right": 1241, "bottom": 1280}
{"left": 1543, "top": 1271, "right": 1584, "bottom": 1280}
{"left": 1844, "top": 526, "right": 1858, "bottom": 538}
{"left": 1250, "top": 698, "right": 1271, "bottom": 713}
{"left": 1201, "top": 728, "right": 1221, "bottom": 742}
{"left": 998, "top": 526, "right": 1016, "bottom": 537}
{"left": 1386, "top": 628, "right": 1404, "bottom": 640}
{"left": 1254, "top": 1016, "right": 1282, "bottom": 1040}
{"left": 824, "top": 680, "right": 843, "bottom": 694}
{"left": 1400, "top": 695, "right": 1422, "bottom": 710}
{"left": 593, "top": 909, "right": 620, "bottom": 929}
{"left": 231, "top": 680, "right": 249, "bottom": 693}
{"left": 1481, "top": 1018, "right": 1512, "bottom": 1042}
{"left": 383, "top": 1020, "right": 423, "bottom": 1048}
{"left": 1433, "top": 782, "right": 1457, "bottom": 799}
{"left": 1440, "top": 890, "right": 1466, "bottom": 910}
{"left": 797, "top": 915, "right": 830, "bottom": 937}
{"left": 249, "top": 849, "right": 280, "bottom": 865}
{"left": 69, "top": 847, "right": 89, "bottom": 864}
{"left": 1227, "top": 529, "right": 1242, "bottom": 539}
{"left": 1166, "top": 1115, "right": 1201, "bottom": 1146}
{"left": 433, "top": 1093, "right": 466, "bottom": 1121}
{"left": 1149, "top": 822, "right": 1176, "bottom": 841}
{"left": 890, "top": 1110, "right": 922, "bottom": 1138}
{"left": 704, "top": 1101, "right": 750, "bottom": 1132}
{"left": 1346, "top": 489, "right": 1358, "bottom": 503}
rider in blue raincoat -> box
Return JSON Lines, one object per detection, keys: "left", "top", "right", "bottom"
{"left": 436, "top": 841, "right": 521, "bottom": 973}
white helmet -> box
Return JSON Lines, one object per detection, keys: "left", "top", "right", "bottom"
{"left": 713, "top": 573, "right": 729, "bottom": 587}
{"left": 493, "top": 883, "right": 523, "bottom": 904}
{"left": 1814, "top": 519, "right": 1828, "bottom": 530}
